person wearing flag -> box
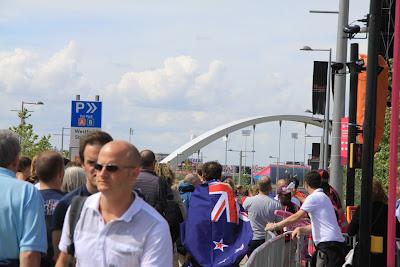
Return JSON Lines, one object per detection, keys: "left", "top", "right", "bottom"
{"left": 181, "top": 161, "right": 253, "bottom": 267}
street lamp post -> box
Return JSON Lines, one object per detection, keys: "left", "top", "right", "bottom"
{"left": 300, "top": 46, "right": 332, "bottom": 169}
{"left": 12, "top": 101, "right": 44, "bottom": 125}
{"left": 61, "top": 127, "right": 70, "bottom": 154}
{"left": 52, "top": 127, "right": 71, "bottom": 154}
{"left": 222, "top": 135, "right": 229, "bottom": 167}
{"left": 129, "top": 128, "right": 134, "bottom": 143}
{"left": 228, "top": 148, "right": 254, "bottom": 185}
{"left": 291, "top": 133, "right": 298, "bottom": 176}
{"left": 269, "top": 155, "right": 279, "bottom": 182}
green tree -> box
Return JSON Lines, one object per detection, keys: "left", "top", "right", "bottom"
{"left": 373, "top": 107, "right": 392, "bottom": 187}
{"left": 10, "top": 109, "right": 53, "bottom": 159}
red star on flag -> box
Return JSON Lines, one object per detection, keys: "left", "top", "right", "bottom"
{"left": 213, "top": 238, "right": 228, "bottom": 252}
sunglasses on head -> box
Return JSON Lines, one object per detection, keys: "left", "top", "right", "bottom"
{"left": 94, "top": 163, "right": 136, "bottom": 173}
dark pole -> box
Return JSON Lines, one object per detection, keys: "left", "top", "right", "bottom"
{"left": 346, "top": 43, "right": 359, "bottom": 206}
{"left": 359, "top": 1, "right": 382, "bottom": 266}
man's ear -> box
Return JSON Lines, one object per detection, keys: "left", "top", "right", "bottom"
{"left": 132, "top": 166, "right": 141, "bottom": 178}
{"left": 9, "top": 154, "right": 20, "bottom": 173}
{"left": 59, "top": 167, "right": 65, "bottom": 180}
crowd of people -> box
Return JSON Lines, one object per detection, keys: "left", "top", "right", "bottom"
{"left": 0, "top": 128, "right": 398, "bottom": 267}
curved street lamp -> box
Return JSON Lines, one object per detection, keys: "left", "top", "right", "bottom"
{"left": 300, "top": 45, "right": 332, "bottom": 169}
{"left": 13, "top": 101, "right": 45, "bottom": 125}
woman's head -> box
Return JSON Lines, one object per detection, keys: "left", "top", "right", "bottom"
{"left": 155, "top": 163, "right": 175, "bottom": 187}
{"left": 61, "top": 166, "right": 86, "bottom": 192}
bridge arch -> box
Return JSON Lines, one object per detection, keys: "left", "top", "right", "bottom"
{"left": 160, "top": 115, "right": 325, "bottom": 165}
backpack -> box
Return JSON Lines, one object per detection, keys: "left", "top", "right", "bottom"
{"left": 158, "top": 178, "right": 183, "bottom": 242}
{"left": 66, "top": 196, "right": 88, "bottom": 257}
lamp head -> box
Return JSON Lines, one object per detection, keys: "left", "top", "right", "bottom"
{"left": 343, "top": 24, "right": 360, "bottom": 34}
{"left": 36, "top": 101, "right": 44, "bottom": 105}
{"left": 300, "top": 45, "right": 313, "bottom": 51}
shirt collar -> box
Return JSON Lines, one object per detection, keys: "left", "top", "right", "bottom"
{"left": 140, "top": 169, "right": 157, "bottom": 176}
{"left": 314, "top": 188, "right": 323, "bottom": 193}
{"left": 86, "top": 191, "right": 144, "bottom": 223}
{"left": 0, "top": 167, "right": 16, "bottom": 178}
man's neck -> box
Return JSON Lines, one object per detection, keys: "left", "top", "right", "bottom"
{"left": 307, "top": 187, "right": 316, "bottom": 194}
{"left": 258, "top": 191, "right": 269, "bottom": 196}
{"left": 99, "top": 191, "right": 135, "bottom": 223}
{"left": 39, "top": 180, "right": 60, "bottom": 190}
{"left": 5, "top": 164, "right": 17, "bottom": 173}
{"left": 86, "top": 182, "right": 98, "bottom": 194}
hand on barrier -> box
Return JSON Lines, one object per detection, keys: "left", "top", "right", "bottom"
{"left": 291, "top": 227, "right": 302, "bottom": 239}
{"left": 265, "top": 222, "right": 281, "bottom": 232}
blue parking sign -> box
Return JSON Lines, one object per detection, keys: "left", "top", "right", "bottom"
{"left": 71, "top": 101, "right": 102, "bottom": 128}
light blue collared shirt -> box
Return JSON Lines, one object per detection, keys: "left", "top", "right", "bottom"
{"left": 396, "top": 199, "right": 400, "bottom": 223}
{"left": 0, "top": 167, "right": 47, "bottom": 260}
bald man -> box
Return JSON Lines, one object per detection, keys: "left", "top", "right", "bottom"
{"left": 56, "top": 141, "right": 172, "bottom": 267}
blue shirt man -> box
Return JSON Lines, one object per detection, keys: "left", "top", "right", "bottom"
{"left": 0, "top": 168, "right": 47, "bottom": 261}
{"left": 0, "top": 129, "right": 47, "bottom": 267}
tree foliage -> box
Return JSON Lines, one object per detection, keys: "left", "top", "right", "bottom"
{"left": 10, "top": 109, "right": 53, "bottom": 159}
{"left": 373, "top": 107, "right": 393, "bottom": 187}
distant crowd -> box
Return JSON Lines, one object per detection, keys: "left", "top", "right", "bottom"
{"left": 0, "top": 129, "right": 399, "bottom": 267}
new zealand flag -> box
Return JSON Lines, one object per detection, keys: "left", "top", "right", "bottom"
{"left": 181, "top": 180, "right": 253, "bottom": 266}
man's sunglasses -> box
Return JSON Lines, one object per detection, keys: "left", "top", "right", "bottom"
{"left": 94, "top": 163, "right": 136, "bottom": 173}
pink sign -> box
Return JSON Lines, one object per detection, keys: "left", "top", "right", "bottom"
{"left": 340, "top": 117, "right": 349, "bottom": 165}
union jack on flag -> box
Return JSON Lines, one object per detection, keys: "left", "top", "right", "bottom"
{"left": 181, "top": 180, "right": 253, "bottom": 267}
{"left": 209, "top": 182, "right": 239, "bottom": 224}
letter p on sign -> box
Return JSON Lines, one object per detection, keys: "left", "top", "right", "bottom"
{"left": 76, "top": 102, "right": 85, "bottom": 113}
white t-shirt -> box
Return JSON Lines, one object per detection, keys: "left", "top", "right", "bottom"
{"left": 301, "top": 188, "right": 344, "bottom": 245}
{"left": 59, "top": 192, "right": 173, "bottom": 267}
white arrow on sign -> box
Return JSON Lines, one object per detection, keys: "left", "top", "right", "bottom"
{"left": 86, "top": 103, "right": 97, "bottom": 114}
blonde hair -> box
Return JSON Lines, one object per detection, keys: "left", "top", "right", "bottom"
{"left": 61, "top": 166, "right": 86, "bottom": 192}
{"left": 155, "top": 163, "right": 175, "bottom": 187}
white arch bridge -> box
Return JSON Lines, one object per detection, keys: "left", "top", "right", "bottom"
{"left": 160, "top": 114, "right": 326, "bottom": 166}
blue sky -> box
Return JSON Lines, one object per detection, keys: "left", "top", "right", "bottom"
{"left": 0, "top": 0, "right": 370, "bottom": 166}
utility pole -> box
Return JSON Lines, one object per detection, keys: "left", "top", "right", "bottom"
{"left": 359, "top": 1, "right": 382, "bottom": 266}
{"left": 330, "top": 0, "right": 349, "bottom": 200}
{"left": 346, "top": 43, "right": 360, "bottom": 206}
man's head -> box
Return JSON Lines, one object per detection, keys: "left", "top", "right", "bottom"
{"left": 35, "top": 151, "right": 64, "bottom": 187}
{"left": 202, "top": 161, "right": 222, "bottom": 181}
{"left": 16, "top": 156, "right": 32, "bottom": 180}
{"left": 183, "top": 173, "right": 202, "bottom": 187}
{"left": 95, "top": 140, "right": 141, "bottom": 196}
{"left": 258, "top": 176, "right": 272, "bottom": 194}
{"left": 304, "top": 171, "right": 322, "bottom": 192}
{"left": 0, "top": 130, "right": 21, "bottom": 172}
{"left": 140, "top": 149, "right": 156, "bottom": 171}
{"left": 79, "top": 131, "right": 113, "bottom": 192}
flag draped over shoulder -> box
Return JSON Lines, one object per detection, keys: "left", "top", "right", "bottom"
{"left": 181, "top": 180, "right": 253, "bottom": 267}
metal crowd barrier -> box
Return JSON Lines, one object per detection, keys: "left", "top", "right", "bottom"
{"left": 245, "top": 231, "right": 307, "bottom": 267}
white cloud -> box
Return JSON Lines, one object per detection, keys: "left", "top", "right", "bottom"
{"left": 0, "top": 48, "right": 36, "bottom": 93}
{"left": 0, "top": 41, "right": 90, "bottom": 98}
{"left": 109, "top": 56, "right": 226, "bottom": 107}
